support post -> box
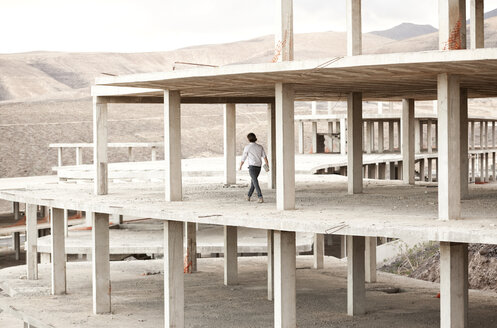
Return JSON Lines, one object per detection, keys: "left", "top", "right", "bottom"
{"left": 348, "top": 93, "right": 363, "bottom": 194}
{"left": 347, "top": 235, "right": 365, "bottom": 316}
{"left": 470, "top": 0, "right": 484, "bottom": 49}
{"left": 438, "top": 73, "right": 461, "bottom": 220}
{"left": 378, "top": 121, "right": 384, "bottom": 153}
{"left": 51, "top": 208, "right": 66, "bottom": 295}
{"left": 311, "top": 122, "right": 318, "bottom": 153}
{"left": 427, "top": 119, "right": 433, "bottom": 154}
{"left": 76, "top": 147, "right": 83, "bottom": 165}
{"left": 460, "top": 89, "right": 469, "bottom": 199}
{"left": 402, "top": 99, "right": 415, "bottom": 185}
{"left": 440, "top": 242, "right": 468, "bottom": 328}
{"left": 93, "top": 212, "right": 110, "bottom": 314}
{"left": 346, "top": 0, "right": 362, "bottom": 56}
{"left": 274, "top": 231, "right": 296, "bottom": 327}
{"left": 298, "top": 121, "right": 304, "bottom": 154}
{"left": 267, "top": 230, "right": 274, "bottom": 301}
{"left": 185, "top": 222, "right": 197, "bottom": 273}
{"left": 26, "top": 204, "right": 38, "bottom": 280}
{"left": 340, "top": 118, "right": 347, "bottom": 155}
{"left": 415, "top": 119, "right": 421, "bottom": 153}
{"left": 275, "top": 83, "right": 295, "bottom": 210}
{"left": 58, "top": 147, "right": 63, "bottom": 167}
{"left": 274, "top": 0, "right": 293, "bottom": 62}
{"left": 267, "top": 102, "right": 277, "bottom": 189}
{"left": 164, "top": 90, "right": 182, "bottom": 201}
{"left": 93, "top": 97, "right": 108, "bottom": 195}
{"left": 224, "top": 103, "right": 236, "bottom": 185}
{"left": 365, "top": 237, "right": 377, "bottom": 283}
{"left": 313, "top": 233, "right": 324, "bottom": 269}
{"left": 439, "top": 0, "right": 466, "bottom": 50}
{"left": 13, "top": 232, "right": 20, "bottom": 261}
{"left": 388, "top": 121, "right": 394, "bottom": 152}
{"left": 164, "top": 220, "right": 184, "bottom": 327}
{"left": 224, "top": 226, "right": 238, "bottom": 285}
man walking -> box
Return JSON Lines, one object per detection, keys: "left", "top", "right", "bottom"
{"left": 239, "top": 133, "right": 269, "bottom": 203}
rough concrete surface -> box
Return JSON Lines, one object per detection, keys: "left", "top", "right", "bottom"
{"left": 1, "top": 256, "right": 497, "bottom": 327}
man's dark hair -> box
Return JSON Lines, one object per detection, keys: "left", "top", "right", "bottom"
{"left": 247, "top": 133, "right": 257, "bottom": 143}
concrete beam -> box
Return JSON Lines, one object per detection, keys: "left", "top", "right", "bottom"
{"left": 275, "top": 83, "right": 295, "bottom": 210}
{"left": 93, "top": 97, "right": 108, "bottom": 195}
{"left": 439, "top": 0, "right": 466, "bottom": 50}
{"left": 470, "top": 0, "right": 484, "bottom": 49}
{"left": 347, "top": 235, "right": 365, "bottom": 316}
{"left": 164, "top": 90, "right": 182, "bottom": 201}
{"left": 346, "top": 0, "right": 362, "bottom": 56}
{"left": 267, "top": 102, "right": 277, "bottom": 189}
{"left": 460, "top": 89, "right": 469, "bottom": 199}
{"left": 274, "top": 0, "right": 294, "bottom": 62}
{"left": 313, "top": 233, "right": 324, "bottom": 270}
{"left": 402, "top": 99, "right": 415, "bottom": 185}
{"left": 224, "top": 103, "right": 236, "bottom": 185}
{"left": 26, "top": 204, "right": 38, "bottom": 280}
{"left": 438, "top": 74, "right": 461, "bottom": 220}
{"left": 93, "top": 212, "right": 111, "bottom": 314}
{"left": 164, "top": 220, "right": 184, "bottom": 327}
{"left": 274, "top": 231, "right": 296, "bottom": 327}
{"left": 440, "top": 242, "right": 468, "bottom": 328}
{"left": 185, "top": 222, "right": 197, "bottom": 273}
{"left": 365, "top": 237, "right": 377, "bottom": 283}
{"left": 51, "top": 208, "right": 66, "bottom": 295}
{"left": 347, "top": 92, "right": 363, "bottom": 194}
{"left": 224, "top": 226, "right": 238, "bottom": 286}
{"left": 267, "top": 230, "right": 274, "bottom": 301}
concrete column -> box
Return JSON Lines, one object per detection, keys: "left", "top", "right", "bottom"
{"left": 485, "top": 152, "right": 489, "bottom": 182}
{"left": 63, "top": 209, "right": 69, "bottom": 237}
{"left": 427, "top": 120, "right": 433, "bottom": 153}
{"left": 164, "top": 220, "right": 184, "bottom": 327}
{"left": 311, "top": 101, "right": 317, "bottom": 115}
{"left": 127, "top": 147, "right": 134, "bottom": 162}
{"left": 388, "top": 121, "right": 394, "bottom": 152}
{"left": 346, "top": 0, "right": 362, "bottom": 56}
{"left": 340, "top": 118, "right": 347, "bottom": 155}
{"left": 366, "top": 121, "right": 373, "bottom": 153}
{"left": 378, "top": 163, "right": 386, "bottom": 179}
{"left": 298, "top": 121, "right": 304, "bottom": 154}
{"left": 492, "top": 121, "right": 496, "bottom": 148}
{"left": 347, "top": 235, "right": 365, "bottom": 316}
{"left": 439, "top": 0, "right": 466, "bottom": 50}
{"left": 438, "top": 73, "right": 461, "bottom": 220}
{"left": 151, "top": 147, "right": 157, "bottom": 161}
{"left": 26, "top": 204, "right": 38, "bottom": 280}
{"left": 224, "top": 103, "right": 236, "bottom": 185}
{"left": 470, "top": 121, "right": 475, "bottom": 149}
{"left": 470, "top": 0, "right": 484, "bottom": 49}
{"left": 275, "top": 83, "right": 295, "bottom": 210}
{"left": 485, "top": 122, "right": 489, "bottom": 149}
{"left": 365, "top": 237, "right": 377, "bottom": 283}
{"left": 92, "top": 212, "right": 110, "bottom": 314}
{"left": 493, "top": 152, "right": 496, "bottom": 181}
{"left": 13, "top": 201, "right": 20, "bottom": 221}
{"left": 274, "top": 0, "right": 293, "bottom": 62}
{"left": 185, "top": 222, "right": 197, "bottom": 273}
{"left": 348, "top": 93, "right": 363, "bottom": 194}
{"left": 224, "top": 226, "right": 238, "bottom": 285}
{"left": 480, "top": 154, "right": 484, "bottom": 181}
{"left": 267, "top": 102, "right": 277, "bottom": 189}
{"left": 419, "top": 159, "right": 425, "bottom": 182}
{"left": 440, "top": 242, "right": 468, "bottom": 328}
{"left": 328, "top": 122, "right": 334, "bottom": 152}
{"left": 388, "top": 161, "right": 396, "bottom": 180}
{"left": 51, "top": 208, "right": 66, "bottom": 295}
{"left": 378, "top": 121, "right": 384, "bottom": 153}
{"left": 267, "top": 230, "right": 274, "bottom": 301}
{"left": 313, "top": 233, "right": 324, "bottom": 270}
{"left": 274, "top": 230, "right": 296, "bottom": 328}
{"left": 402, "top": 99, "right": 415, "bottom": 185}
{"left": 397, "top": 121, "right": 401, "bottom": 152}
{"left": 93, "top": 97, "right": 108, "bottom": 195}
{"left": 480, "top": 122, "right": 485, "bottom": 149}
{"left": 311, "top": 122, "right": 318, "bottom": 153}
{"left": 12, "top": 232, "right": 20, "bottom": 261}
{"left": 57, "top": 147, "right": 63, "bottom": 166}
{"left": 415, "top": 119, "right": 421, "bottom": 153}
{"left": 164, "top": 90, "right": 182, "bottom": 201}
{"left": 460, "top": 89, "right": 469, "bottom": 199}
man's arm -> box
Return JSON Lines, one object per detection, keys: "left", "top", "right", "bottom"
{"left": 239, "top": 160, "right": 244, "bottom": 171}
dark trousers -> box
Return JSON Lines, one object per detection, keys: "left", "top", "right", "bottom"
{"left": 248, "top": 165, "right": 262, "bottom": 198}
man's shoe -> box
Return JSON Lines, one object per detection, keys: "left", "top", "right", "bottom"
{"left": 245, "top": 195, "right": 251, "bottom": 202}
{"left": 258, "top": 197, "right": 264, "bottom": 203}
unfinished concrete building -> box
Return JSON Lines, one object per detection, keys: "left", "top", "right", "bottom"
{"left": 2, "top": 0, "right": 497, "bottom": 327}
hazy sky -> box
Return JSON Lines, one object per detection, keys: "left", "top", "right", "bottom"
{"left": 2, "top": 0, "right": 497, "bottom": 53}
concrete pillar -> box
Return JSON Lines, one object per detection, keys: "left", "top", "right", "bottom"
{"left": 397, "top": 121, "right": 401, "bottom": 152}
{"left": 340, "top": 118, "right": 347, "bottom": 155}
{"left": 388, "top": 161, "right": 396, "bottom": 180}
{"left": 419, "top": 159, "right": 425, "bottom": 182}
{"left": 57, "top": 147, "right": 63, "bottom": 166}
{"left": 378, "top": 163, "right": 386, "bottom": 179}
{"left": 460, "top": 89, "right": 469, "bottom": 199}
{"left": 164, "top": 220, "right": 184, "bottom": 327}
{"left": 63, "top": 209, "right": 69, "bottom": 237}
{"left": 75, "top": 147, "right": 83, "bottom": 165}
{"left": 348, "top": 93, "right": 363, "bottom": 194}
{"left": 347, "top": 235, "right": 365, "bottom": 316}
{"left": 470, "top": 121, "right": 475, "bottom": 149}
{"left": 26, "top": 204, "right": 38, "bottom": 280}
{"left": 440, "top": 242, "right": 468, "bottom": 328}
{"left": 480, "top": 122, "right": 485, "bottom": 150}
{"left": 267, "top": 230, "right": 274, "bottom": 301}
{"left": 12, "top": 232, "right": 20, "bottom": 261}
{"left": 267, "top": 102, "right": 277, "bottom": 189}
{"left": 311, "top": 122, "right": 318, "bottom": 153}
{"left": 438, "top": 73, "right": 461, "bottom": 220}
{"left": 378, "top": 121, "right": 384, "bottom": 153}
{"left": 274, "top": 0, "right": 293, "bottom": 62}
{"left": 274, "top": 231, "right": 296, "bottom": 327}
{"left": 313, "top": 233, "right": 324, "bottom": 270}
{"left": 428, "top": 159, "right": 434, "bottom": 182}
{"left": 13, "top": 202, "right": 20, "bottom": 221}
{"left": 93, "top": 97, "right": 108, "bottom": 195}
{"left": 151, "top": 147, "right": 157, "bottom": 161}
{"left": 415, "top": 119, "right": 421, "bottom": 153}
{"left": 493, "top": 121, "right": 496, "bottom": 148}
{"left": 185, "top": 222, "right": 197, "bottom": 273}
{"left": 328, "top": 121, "right": 334, "bottom": 152}
{"left": 366, "top": 121, "right": 373, "bottom": 154}
{"left": 224, "top": 103, "right": 236, "bottom": 185}
{"left": 298, "top": 121, "right": 304, "bottom": 154}
{"left": 164, "top": 90, "right": 182, "bottom": 201}
{"left": 402, "top": 99, "right": 415, "bottom": 185}
{"left": 51, "top": 208, "right": 66, "bottom": 295}
{"left": 365, "top": 237, "right": 377, "bottom": 283}
{"left": 388, "top": 121, "right": 394, "bottom": 152}
{"left": 493, "top": 152, "right": 496, "bottom": 181}
{"left": 427, "top": 120, "right": 433, "bottom": 154}
{"left": 470, "top": 0, "right": 484, "bottom": 49}
{"left": 311, "top": 101, "right": 317, "bottom": 115}
{"left": 224, "top": 226, "right": 238, "bottom": 285}
{"left": 485, "top": 152, "right": 489, "bottom": 182}
{"left": 93, "top": 212, "right": 110, "bottom": 314}
{"left": 346, "top": 0, "right": 362, "bottom": 56}
{"left": 439, "top": 0, "right": 466, "bottom": 50}
{"left": 127, "top": 147, "right": 134, "bottom": 162}
{"left": 275, "top": 83, "right": 295, "bottom": 210}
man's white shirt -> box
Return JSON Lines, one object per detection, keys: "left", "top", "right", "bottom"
{"left": 241, "top": 143, "right": 266, "bottom": 167}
